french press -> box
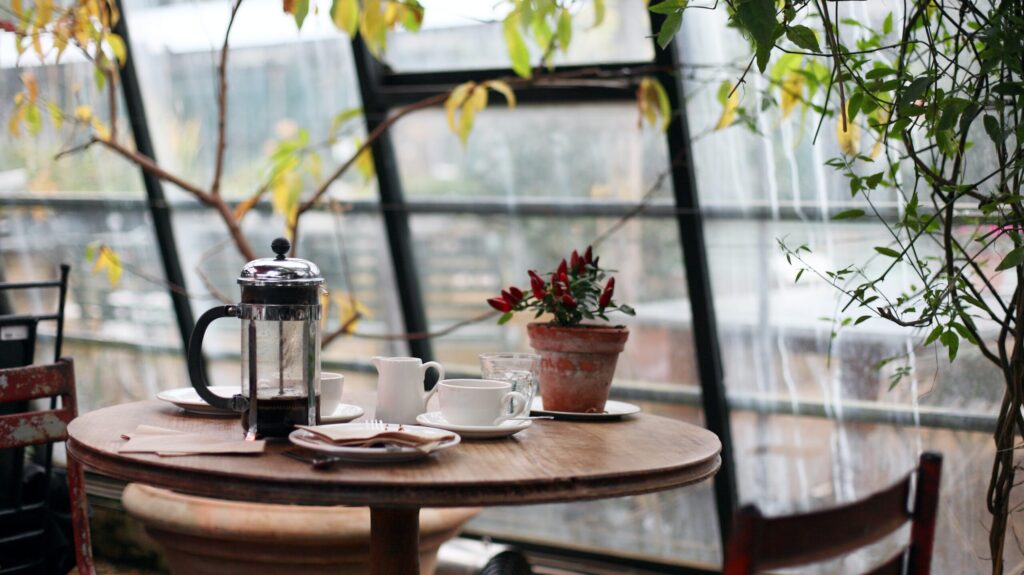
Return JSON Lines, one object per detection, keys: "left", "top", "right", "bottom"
{"left": 187, "top": 238, "right": 324, "bottom": 438}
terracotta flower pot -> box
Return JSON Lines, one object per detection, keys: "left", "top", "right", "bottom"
{"left": 527, "top": 322, "right": 629, "bottom": 413}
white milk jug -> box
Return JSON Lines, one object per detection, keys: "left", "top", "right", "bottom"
{"left": 372, "top": 357, "right": 445, "bottom": 424}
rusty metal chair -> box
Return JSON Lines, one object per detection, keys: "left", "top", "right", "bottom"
{"left": 0, "top": 359, "right": 94, "bottom": 575}
{"left": 723, "top": 451, "right": 942, "bottom": 575}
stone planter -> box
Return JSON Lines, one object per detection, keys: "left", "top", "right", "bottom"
{"left": 122, "top": 484, "right": 478, "bottom": 575}
{"left": 526, "top": 322, "right": 629, "bottom": 413}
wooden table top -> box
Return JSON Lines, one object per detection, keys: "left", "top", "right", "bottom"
{"left": 67, "top": 392, "right": 721, "bottom": 508}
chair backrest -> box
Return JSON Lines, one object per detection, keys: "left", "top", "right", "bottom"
{"left": 0, "top": 359, "right": 78, "bottom": 450}
{"left": 723, "top": 451, "right": 943, "bottom": 575}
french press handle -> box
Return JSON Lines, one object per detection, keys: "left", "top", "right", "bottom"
{"left": 187, "top": 305, "right": 248, "bottom": 412}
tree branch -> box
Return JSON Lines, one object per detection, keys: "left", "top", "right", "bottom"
{"left": 210, "top": 0, "right": 243, "bottom": 197}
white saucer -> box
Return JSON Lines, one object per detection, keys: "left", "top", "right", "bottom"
{"left": 288, "top": 423, "right": 460, "bottom": 463}
{"left": 415, "top": 411, "right": 531, "bottom": 439}
{"left": 320, "top": 403, "right": 364, "bottom": 424}
{"left": 530, "top": 397, "right": 641, "bottom": 421}
{"left": 156, "top": 386, "right": 237, "bottom": 416}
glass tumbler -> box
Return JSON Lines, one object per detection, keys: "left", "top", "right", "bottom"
{"left": 479, "top": 352, "right": 541, "bottom": 414}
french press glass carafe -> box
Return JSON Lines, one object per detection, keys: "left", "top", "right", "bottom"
{"left": 187, "top": 238, "right": 323, "bottom": 438}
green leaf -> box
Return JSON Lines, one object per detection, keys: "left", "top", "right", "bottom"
{"left": 995, "top": 246, "right": 1024, "bottom": 271}
{"left": 794, "top": 268, "right": 805, "bottom": 283}
{"left": 883, "top": 12, "right": 893, "bottom": 34}
{"left": 330, "top": 0, "right": 359, "bottom": 36}
{"left": 593, "top": 0, "right": 605, "bottom": 26}
{"left": 924, "top": 325, "right": 943, "bottom": 346}
{"left": 983, "top": 114, "right": 1001, "bottom": 143}
{"left": 45, "top": 101, "right": 62, "bottom": 129}
{"left": 557, "top": 8, "right": 571, "bottom": 53}
{"left": 293, "top": 0, "right": 309, "bottom": 29}
{"left": 734, "top": 0, "right": 778, "bottom": 72}
{"left": 939, "top": 330, "right": 959, "bottom": 361}
{"left": 874, "top": 246, "right": 902, "bottom": 258}
{"left": 503, "top": 14, "right": 532, "bottom": 78}
{"left": 854, "top": 315, "right": 871, "bottom": 325}
{"left": 618, "top": 304, "right": 636, "bottom": 316}
{"left": 24, "top": 103, "right": 41, "bottom": 135}
{"left": 497, "top": 312, "right": 513, "bottom": 325}
{"left": 656, "top": 12, "right": 682, "bottom": 49}
{"left": 786, "top": 25, "right": 819, "bottom": 51}
{"left": 832, "top": 208, "right": 865, "bottom": 220}
{"left": 649, "top": 0, "right": 687, "bottom": 14}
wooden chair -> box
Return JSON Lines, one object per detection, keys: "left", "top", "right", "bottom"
{"left": 0, "top": 358, "right": 94, "bottom": 575}
{"left": 723, "top": 451, "right": 942, "bottom": 575}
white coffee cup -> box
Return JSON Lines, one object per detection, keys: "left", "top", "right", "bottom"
{"left": 432, "top": 379, "right": 528, "bottom": 426}
{"left": 320, "top": 372, "right": 345, "bottom": 415}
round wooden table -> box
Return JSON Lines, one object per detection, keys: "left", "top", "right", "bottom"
{"left": 67, "top": 395, "right": 720, "bottom": 574}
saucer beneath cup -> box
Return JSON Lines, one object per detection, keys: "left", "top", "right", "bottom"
{"left": 415, "top": 411, "right": 531, "bottom": 439}
{"left": 320, "top": 403, "right": 364, "bottom": 424}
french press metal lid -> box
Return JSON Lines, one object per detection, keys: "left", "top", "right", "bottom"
{"left": 187, "top": 238, "right": 324, "bottom": 438}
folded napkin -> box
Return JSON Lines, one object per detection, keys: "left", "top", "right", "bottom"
{"left": 295, "top": 424, "right": 455, "bottom": 453}
{"left": 119, "top": 424, "right": 265, "bottom": 456}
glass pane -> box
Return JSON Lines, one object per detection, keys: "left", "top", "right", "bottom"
{"left": 394, "top": 103, "right": 671, "bottom": 202}
{"left": 123, "top": 0, "right": 372, "bottom": 203}
{"left": 0, "top": 30, "right": 183, "bottom": 413}
{"left": 386, "top": 0, "right": 654, "bottom": 73}
{"left": 678, "top": 7, "right": 1017, "bottom": 573}
{"left": 408, "top": 212, "right": 712, "bottom": 564}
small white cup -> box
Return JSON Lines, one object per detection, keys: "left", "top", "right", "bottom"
{"left": 434, "top": 379, "right": 528, "bottom": 426}
{"left": 320, "top": 372, "right": 345, "bottom": 415}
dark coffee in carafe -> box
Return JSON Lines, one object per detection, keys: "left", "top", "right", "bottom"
{"left": 241, "top": 393, "right": 319, "bottom": 438}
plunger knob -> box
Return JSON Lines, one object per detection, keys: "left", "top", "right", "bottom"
{"left": 271, "top": 237, "right": 290, "bottom": 260}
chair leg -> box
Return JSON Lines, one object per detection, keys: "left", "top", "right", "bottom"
{"left": 66, "top": 457, "right": 95, "bottom": 575}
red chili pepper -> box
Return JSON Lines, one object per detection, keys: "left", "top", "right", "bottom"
{"left": 561, "top": 294, "right": 577, "bottom": 308}
{"left": 550, "top": 273, "right": 563, "bottom": 297}
{"left": 584, "top": 246, "right": 593, "bottom": 265}
{"left": 570, "top": 250, "right": 581, "bottom": 273}
{"left": 0, "top": 20, "right": 15, "bottom": 33}
{"left": 508, "top": 286, "right": 524, "bottom": 302}
{"left": 557, "top": 258, "right": 568, "bottom": 277}
{"left": 528, "top": 271, "right": 546, "bottom": 299}
{"left": 487, "top": 297, "right": 512, "bottom": 313}
{"left": 598, "top": 277, "right": 615, "bottom": 308}
{"left": 559, "top": 270, "right": 569, "bottom": 287}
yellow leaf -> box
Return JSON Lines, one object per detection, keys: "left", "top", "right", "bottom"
{"left": 36, "top": 0, "right": 53, "bottom": 26}
{"left": 779, "top": 73, "right": 804, "bottom": 119}
{"left": 458, "top": 85, "right": 488, "bottom": 145}
{"left": 353, "top": 137, "right": 375, "bottom": 181}
{"left": 870, "top": 140, "right": 883, "bottom": 160}
{"left": 359, "top": 0, "right": 387, "bottom": 57}
{"left": 444, "top": 81, "right": 475, "bottom": 134}
{"left": 836, "top": 103, "right": 861, "bottom": 156}
{"left": 330, "top": 0, "right": 359, "bottom": 36}
{"left": 483, "top": 80, "right": 516, "bottom": 109}
{"left": 715, "top": 84, "right": 740, "bottom": 131}
{"left": 75, "top": 105, "right": 92, "bottom": 122}
{"left": 25, "top": 103, "right": 41, "bottom": 135}
{"left": 637, "top": 77, "right": 670, "bottom": 131}
{"left": 334, "top": 293, "right": 370, "bottom": 334}
{"left": 7, "top": 103, "right": 25, "bottom": 137}
{"left": 93, "top": 246, "right": 122, "bottom": 287}
{"left": 593, "top": 0, "right": 605, "bottom": 27}
{"left": 503, "top": 13, "right": 531, "bottom": 79}
{"left": 21, "top": 72, "right": 38, "bottom": 103}
{"left": 31, "top": 30, "right": 42, "bottom": 57}
{"left": 106, "top": 33, "right": 127, "bottom": 66}
{"left": 233, "top": 187, "right": 266, "bottom": 221}
{"left": 12, "top": 0, "right": 22, "bottom": 17}
{"left": 46, "top": 101, "right": 63, "bottom": 130}
{"left": 92, "top": 117, "right": 110, "bottom": 140}
{"left": 270, "top": 162, "right": 302, "bottom": 227}
{"left": 649, "top": 77, "right": 672, "bottom": 131}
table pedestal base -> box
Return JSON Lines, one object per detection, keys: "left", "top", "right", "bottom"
{"left": 370, "top": 507, "right": 421, "bottom": 575}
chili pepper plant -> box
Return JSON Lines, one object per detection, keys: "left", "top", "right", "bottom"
{"left": 487, "top": 246, "right": 635, "bottom": 327}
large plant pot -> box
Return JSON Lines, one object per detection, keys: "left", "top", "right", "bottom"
{"left": 122, "top": 484, "right": 478, "bottom": 575}
{"left": 526, "top": 322, "right": 629, "bottom": 413}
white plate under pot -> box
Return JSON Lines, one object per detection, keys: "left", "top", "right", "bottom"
{"left": 529, "top": 397, "right": 641, "bottom": 421}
